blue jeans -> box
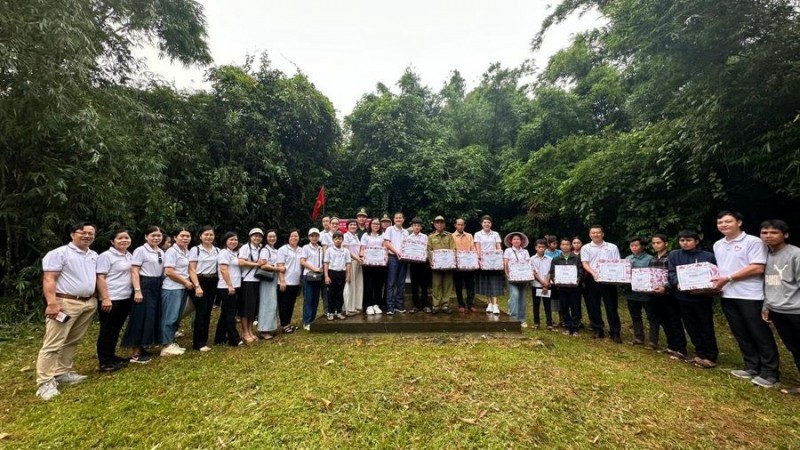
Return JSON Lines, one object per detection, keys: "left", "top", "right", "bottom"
{"left": 508, "top": 282, "right": 527, "bottom": 322}
{"left": 160, "top": 288, "right": 187, "bottom": 344}
{"left": 385, "top": 255, "right": 407, "bottom": 311}
{"left": 303, "top": 280, "right": 322, "bottom": 325}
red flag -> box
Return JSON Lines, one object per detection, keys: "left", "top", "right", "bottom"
{"left": 311, "top": 185, "right": 326, "bottom": 220}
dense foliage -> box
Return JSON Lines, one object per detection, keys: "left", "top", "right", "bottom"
{"left": 2, "top": 0, "right": 798, "bottom": 315}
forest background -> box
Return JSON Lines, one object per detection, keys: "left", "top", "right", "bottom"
{"left": 2, "top": 0, "right": 799, "bottom": 318}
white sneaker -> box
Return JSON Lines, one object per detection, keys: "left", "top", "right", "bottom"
{"left": 253, "top": 321, "right": 258, "bottom": 326}
{"left": 492, "top": 304, "right": 501, "bottom": 315}
{"left": 160, "top": 343, "right": 184, "bottom": 356}
{"left": 486, "top": 305, "right": 493, "bottom": 314}
{"left": 174, "top": 330, "right": 185, "bottom": 338}
{"left": 366, "top": 306, "right": 375, "bottom": 315}
{"left": 303, "top": 324, "right": 311, "bottom": 331}
{"left": 521, "top": 322, "right": 529, "bottom": 328}
{"left": 54, "top": 371, "right": 87, "bottom": 385}
{"left": 199, "top": 346, "right": 212, "bottom": 352}
{"left": 373, "top": 305, "right": 383, "bottom": 314}
{"left": 36, "top": 379, "right": 60, "bottom": 400}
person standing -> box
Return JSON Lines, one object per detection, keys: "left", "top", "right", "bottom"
{"left": 123, "top": 226, "right": 163, "bottom": 364}
{"left": 160, "top": 228, "right": 193, "bottom": 356}
{"left": 276, "top": 230, "right": 303, "bottom": 334}
{"left": 668, "top": 231, "right": 718, "bottom": 367}
{"left": 551, "top": 238, "right": 583, "bottom": 336}
{"left": 649, "top": 234, "right": 688, "bottom": 357}
{"left": 238, "top": 228, "right": 265, "bottom": 343}
{"left": 257, "top": 230, "right": 280, "bottom": 340}
{"left": 343, "top": 220, "right": 364, "bottom": 315}
{"left": 379, "top": 214, "right": 393, "bottom": 309}
{"left": 188, "top": 226, "right": 218, "bottom": 351}
{"left": 355, "top": 208, "right": 369, "bottom": 239}
{"left": 530, "top": 239, "right": 553, "bottom": 329}
{"left": 384, "top": 212, "right": 410, "bottom": 314}
{"left": 504, "top": 232, "right": 531, "bottom": 325}
{"left": 571, "top": 236, "right": 587, "bottom": 328}
{"left": 407, "top": 217, "right": 431, "bottom": 313}
{"left": 429, "top": 216, "right": 455, "bottom": 314}
{"left": 35, "top": 222, "right": 99, "bottom": 400}
{"left": 301, "top": 228, "right": 325, "bottom": 329}
{"left": 474, "top": 215, "right": 503, "bottom": 314}
{"left": 95, "top": 229, "right": 134, "bottom": 372}
{"left": 215, "top": 232, "right": 244, "bottom": 347}
{"left": 361, "top": 218, "right": 386, "bottom": 315}
{"left": 324, "top": 231, "right": 352, "bottom": 319}
{"left": 625, "top": 237, "right": 657, "bottom": 347}
{"left": 452, "top": 218, "right": 476, "bottom": 313}
{"left": 580, "top": 225, "right": 622, "bottom": 343}
{"left": 713, "top": 211, "right": 778, "bottom": 387}
{"left": 760, "top": 220, "right": 800, "bottom": 395}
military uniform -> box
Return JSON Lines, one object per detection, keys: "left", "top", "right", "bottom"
{"left": 428, "top": 227, "right": 455, "bottom": 311}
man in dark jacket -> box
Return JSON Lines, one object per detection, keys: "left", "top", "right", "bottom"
{"left": 551, "top": 238, "right": 584, "bottom": 336}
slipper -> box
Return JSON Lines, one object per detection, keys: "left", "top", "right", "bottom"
{"left": 780, "top": 387, "right": 800, "bottom": 395}
{"left": 259, "top": 333, "right": 274, "bottom": 340}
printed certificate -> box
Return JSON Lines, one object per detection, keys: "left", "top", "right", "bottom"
{"left": 507, "top": 260, "right": 534, "bottom": 282}
{"left": 456, "top": 250, "right": 479, "bottom": 271}
{"left": 431, "top": 249, "right": 456, "bottom": 270}
{"left": 597, "top": 259, "right": 632, "bottom": 284}
{"left": 677, "top": 262, "right": 719, "bottom": 291}
{"left": 554, "top": 265, "right": 578, "bottom": 285}
{"left": 362, "top": 248, "right": 387, "bottom": 266}
{"left": 479, "top": 250, "right": 504, "bottom": 271}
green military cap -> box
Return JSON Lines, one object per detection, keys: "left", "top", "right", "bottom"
{"left": 356, "top": 207, "right": 368, "bottom": 217}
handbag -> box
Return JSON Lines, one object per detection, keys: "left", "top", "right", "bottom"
{"left": 255, "top": 268, "right": 275, "bottom": 281}
{"left": 304, "top": 246, "right": 323, "bottom": 283}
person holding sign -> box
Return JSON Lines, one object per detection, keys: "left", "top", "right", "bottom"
{"left": 667, "top": 231, "right": 718, "bottom": 367}
{"left": 713, "top": 211, "right": 777, "bottom": 387}
{"left": 580, "top": 225, "right": 623, "bottom": 342}
{"left": 361, "top": 218, "right": 386, "bottom": 315}
{"left": 384, "top": 212, "right": 410, "bottom": 314}
{"left": 474, "top": 215, "right": 503, "bottom": 314}
{"left": 760, "top": 220, "right": 800, "bottom": 395}
{"left": 625, "top": 237, "right": 657, "bottom": 347}
{"left": 429, "top": 216, "right": 455, "bottom": 314}
{"left": 551, "top": 238, "right": 583, "bottom": 336}
{"left": 453, "top": 218, "right": 477, "bottom": 313}
{"left": 531, "top": 239, "right": 554, "bottom": 330}
{"left": 406, "top": 217, "right": 431, "bottom": 313}
{"left": 649, "top": 234, "right": 688, "bottom": 357}
{"left": 504, "top": 232, "right": 531, "bottom": 325}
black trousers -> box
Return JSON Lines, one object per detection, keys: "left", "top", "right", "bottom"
{"left": 532, "top": 287, "right": 553, "bottom": 326}
{"left": 215, "top": 288, "right": 241, "bottom": 346}
{"left": 558, "top": 289, "right": 581, "bottom": 332}
{"left": 362, "top": 266, "right": 385, "bottom": 308}
{"left": 770, "top": 310, "right": 800, "bottom": 372}
{"left": 191, "top": 276, "right": 217, "bottom": 349}
{"left": 585, "top": 277, "right": 621, "bottom": 336}
{"left": 678, "top": 298, "right": 719, "bottom": 361}
{"left": 453, "top": 271, "right": 475, "bottom": 307}
{"left": 627, "top": 299, "right": 659, "bottom": 344}
{"left": 96, "top": 298, "right": 132, "bottom": 366}
{"left": 277, "top": 285, "right": 300, "bottom": 327}
{"left": 409, "top": 263, "right": 430, "bottom": 309}
{"left": 327, "top": 270, "right": 346, "bottom": 314}
{"left": 721, "top": 298, "right": 780, "bottom": 379}
{"left": 651, "top": 293, "right": 687, "bottom": 354}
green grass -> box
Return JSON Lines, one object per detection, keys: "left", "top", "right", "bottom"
{"left": 1, "top": 296, "right": 799, "bottom": 449}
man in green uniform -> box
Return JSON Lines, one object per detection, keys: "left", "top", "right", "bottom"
{"left": 428, "top": 216, "right": 455, "bottom": 313}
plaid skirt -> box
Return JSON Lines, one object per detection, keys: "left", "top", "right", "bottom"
{"left": 476, "top": 271, "right": 505, "bottom": 296}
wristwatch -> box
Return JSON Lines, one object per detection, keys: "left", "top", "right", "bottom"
{"left": 727, "top": 275, "right": 734, "bottom": 283}
{"left": 134, "top": 288, "right": 141, "bottom": 292}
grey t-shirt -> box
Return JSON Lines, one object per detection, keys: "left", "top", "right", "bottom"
{"left": 764, "top": 244, "right": 800, "bottom": 314}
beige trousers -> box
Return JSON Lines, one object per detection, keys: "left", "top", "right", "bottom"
{"left": 36, "top": 297, "right": 97, "bottom": 385}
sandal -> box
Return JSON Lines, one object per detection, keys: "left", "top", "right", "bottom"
{"left": 259, "top": 333, "right": 274, "bottom": 340}
{"left": 282, "top": 325, "right": 296, "bottom": 334}
{"left": 780, "top": 387, "right": 800, "bottom": 395}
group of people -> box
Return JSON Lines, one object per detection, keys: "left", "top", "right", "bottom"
{"left": 33, "top": 209, "right": 800, "bottom": 401}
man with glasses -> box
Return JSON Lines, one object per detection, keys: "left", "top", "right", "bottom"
{"left": 35, "top": 222, "right": 99, "bottom": 400}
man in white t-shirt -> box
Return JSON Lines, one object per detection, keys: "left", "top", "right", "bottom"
{"left": 384, "top": 212, "right": 410, "bottom": 313}
{"left": 712, "top": 210, "right": 778, "bottom": 388}
{"left": 580, "top": 225, "right": 622, "bottom": 343}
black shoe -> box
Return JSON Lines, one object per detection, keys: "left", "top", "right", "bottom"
{"left": 99, "top": 363, "right": 122, "bottom": 372}
{"left": 611, "top": 335, "right": 622, "bottom": 344}
{"left": 593, "top": 331, "right": 605, "bottom": 339}
{"left": 112, "top": 356, "right": 129, "bottom": 367}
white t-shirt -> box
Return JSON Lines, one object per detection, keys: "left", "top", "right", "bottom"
{"left": 320, "top": 231, "right": 334, "bottom": 248}
{"left": 530, "top": 254, "right": 553, "bottom": 287}
{"left": 301, "top": 244, "right": 324, "bottom": 275}
{"left": 189, "top": 245, "right": 219, "bottom": 275}
{"left": 714, "top": 232, "right": 768, "bottom": 300}
{"left": 277, "top": 244, "right": 303, "bottom": 285}
{"left": 260, "top": 245, "right": 278, "bottom": 265}
{"left": 383, "top": 226, "right": 409, "bottom": 255}
{"left": 474, "top": 230, "right": 501, "bottom": 253}
{"left": 238, "top": 243, "right": 262, "bottom": 283}
{"left": 131, "top": 245, "right": 163, "bottom": 277}
{"left": 324, "top": 246, "right": 352, "bottom": 271}
{"left": 43, "top": 243, "right": 98, "bottom": 297}
{"left": 361, "top": 233, "right": 384, "bottom": 249}
{"left": 343, "top": 232, "right": 361, "bottom": 258}
{"left": 580, "top": 241, "right": 620, "bottom": 271}
{"left": 504, "top": 247, "right": 531, "bottom": 263}
{"left": 217, "top": 248, "right": 242, "bottom": 289}
{"left": 96, "top": 248, "right": 132, "bottom": 301}
{"left": 162, "top": 245, "right": 190, "bottom": 290}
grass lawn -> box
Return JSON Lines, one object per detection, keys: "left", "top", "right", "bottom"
{"left": 1, "top": 295, "right": 799, "bottom": 449}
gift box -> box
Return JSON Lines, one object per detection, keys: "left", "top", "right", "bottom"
{"left": 507, "top": 260, "right": 534, "bottom": 282}
{"left": 479, "top": 249, "right": 504, "bottom": 271}
{"left": 631, "top": 267, "right": 668, "bottom": 293}
{"left": 456, "top": 250, "right": 479, "bottom": 271}
{"left": 431, "top": 249, "right": 456, "bottom": 270}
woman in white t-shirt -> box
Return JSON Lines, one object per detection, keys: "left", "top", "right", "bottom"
{"left": 238, "top": 228, "right": 265, "bottom": 344}
{"left": 123, "top": 225, "right": 164, "bottom": 364}
{"left": 474, "top": 215, "right": 503, "bottom": 314}
{"left": 214, "top": 232, "right": 244, "bottom": 347}
{"left": 277, "top": 230, "right": 303, "bottom": 334}
{"left": 360, "top": 218, "right": 386, "bottom": 315}
{"left": 343, "top": 220, "right": 364, "bottom": 315}
{"left": 257, "top": 230, "right": 280, "bottom": 339}
{"left": 95, "top": 229, "right": 134, "bottom": 372}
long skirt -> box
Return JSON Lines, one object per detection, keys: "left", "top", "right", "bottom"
{"left": 476, "top": 271, "right": 504, "bottom": 296}
{"left": 344, "top": 260, "right": 364, "bottom": 312}
{"left": 257, "top": 278, "right": 279, "bottom": 332}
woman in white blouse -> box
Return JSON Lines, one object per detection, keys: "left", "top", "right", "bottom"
{"left": 123, "top": 226, "right": 164, "bottom": 364}
{"left": 95, "top": 229, "right": 134, "bottom": 372}
{"left": 277, "top": 230, "right": 303, "bottom": 334}
{"left": 257, "top": 230, "right": 281, "bottom": 340}
{"left": 188, "top": 225, "right": 218, "bottom": 351}
{"left": 214, "top": 232, "right": 244, "bottom": 347}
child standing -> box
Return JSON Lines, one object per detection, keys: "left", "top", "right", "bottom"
{"left": 530, "top": 239, "right": 553, "bottom": 330}
{"left": 324, "top": 231, "right": 352, "bottom": 320}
